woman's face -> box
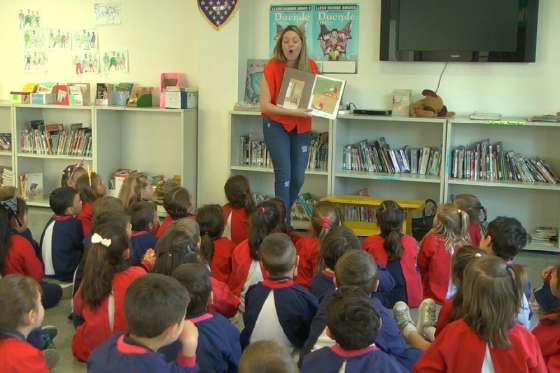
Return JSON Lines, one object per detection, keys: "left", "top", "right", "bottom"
{"left": 282, "top": 30, "right": 302, "bottom": 62}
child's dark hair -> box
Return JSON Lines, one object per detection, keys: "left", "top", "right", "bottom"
{"left": 163, "top": 186, "right": 192, "bottom": 220}
{"left": 92, "top": 196, "right": 124, "bottom": 218}
{"left": 224, "top": 175, "right": 255, "bottom": 214}
{"left": 453, "top": 193, "right": 486, "bottom": 225}
{"left": 542, "top": 265, "right": 560, "bottom": 325}
{"left": 61, "top": 163, "right": 86, "bottom": 187}
{"left": 260, "top": 233, "right": 297, "bottom": 277}
{"left": 326, "top": 286, "right": 380, "bottom": 350}
{"left": 0, "top": 274, "right": 42, "bottom": 333}
{"left": 49, "top": 186, "right": 78, "bottom": 215}
{"left": 376, "top": 200, "right": 405, "bottom": 260}
{"left": 91, "top": 211, "right": 130, "bottom": 234}
{"left": 172, "top": 263, "right": 212, "bottom": 318}
{"left": 321, "top": 225, "right": 360, "bottom": 271}
{"left": 76, "top": 172, "right": 102, "bottom": 203}
{"left": 0, "top": 197, "right": 26, "bottom": 272}
{"left": 311, "top": 201, "right": 342, "bottom": 239}
{"left": 119, "top": 172, "right": 150, "bottom": 209}
{"left": 153, "top": 228, "right": 199, "bottom": 275}
{"left": 239, "top": 340, "right": 298, "bottom": 373}
{"left": 486, "top": 216, "right": 528, "bottom": 260}
{"left": 125, "top": 274, "right": 189, "bottom": 338}
{"left": 335, "top": 250, "right": 379, "bottom": 293}
{"left": 197, "top": 204, "right": 225, "bottom": 264}
{"left": 128, "top": 201, "right": 156, "bottom": 231}
{"left": 82, "top": 222, "right": 130, "bottom": 309}
{"left": 434, "top": 203, "right": 470, "bottom": 250}
{"left": 461, "top": 256, "right": 522, "bottom": 348}
{"left": 268, "top": 197, "right": 289, "bottom": 234}
{"left": 450, "top": 245, "right": 486, "bottom": 321}
{"left": 248, "top": 200, "right": 282, "bottom": 261}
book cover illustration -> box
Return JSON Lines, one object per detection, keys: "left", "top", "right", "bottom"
{"left": 308, "top": 75, "right": 346, "bottom": 119}
{"left": 277, "top": 68, "right": 315, "bottom": 110}
{"left": 244, "top": 59, "right": 267, "bottom": 105}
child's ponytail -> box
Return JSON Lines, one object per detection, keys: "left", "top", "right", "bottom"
{"left": 311, "top": 201, "right": 342, "bottom": 240}
{"left": 0, "top": 197, "right": 26, "bottom": 272}
{"left": 224, "top": 175, "right": 255, "bottom": 215}
{"left": 76, "top": 172, "right": 102, "bottom": 203}
{"left": 435, "top": 203, "right": 470, "bottom": 251}
{"left": 197, "top": 204, "right": 225, "bottom": 264}
{"left": 81, "top": 223, "right": 130, "bottom": 309}
{"left": 376, "top": 200, "right": 405, "bottom": 260}
{"left": 153, "top": 228, "right": 198, "bottom": 275}
{"left": 248, "top": 200, "right": 281, "bottom": 261}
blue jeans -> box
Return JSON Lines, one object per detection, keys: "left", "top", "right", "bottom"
{"left": 263, "top": 117, "right": 311, "bottom": 214}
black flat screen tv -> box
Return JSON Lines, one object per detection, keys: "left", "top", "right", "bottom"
{"left": 380, "top": 0, "right": 539, "bottom": 62}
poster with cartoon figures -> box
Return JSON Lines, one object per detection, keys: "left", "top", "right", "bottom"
{"left": 23, "top": 29, "right": 45, "bottom": 50}
{"left": 73, "top": 52, "right": 100, "bottom": 75}
{"left": 269, "top": 3, "right": 359, "bottom": 73}
{"left": 48, "top": 29, "right": 72, "bottom": 49}
{"left": 23, "top": 51, "right": 48, "bottom": 73}
{"left": 95, "top": 3, "right": 122, "bottom": 25}
{"left": 18, "top": 9, "right": 40, "bottom": 30}
{"left": 102, "top": 50, "right": 129, "bottom": 73}
{"left": 73, "top": 29, "right": 98, "bottom": 50}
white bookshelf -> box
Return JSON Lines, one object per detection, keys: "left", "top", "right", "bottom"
{"left": 8, "top": 104, "right": 197, "bottom": 208}
{"left": 229, "top": 111, "right": 332, "bottom": 229}
{"left": 445, "top": 117, "right": 560, "bottom": 253}
{"left": 331, "top": 114, "right": 447, "bottom": 202}
{"left": 0, "top": 102, "right": 14, "bottom": 187}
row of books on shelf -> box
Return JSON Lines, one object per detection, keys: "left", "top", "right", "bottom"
{"left": 0, "top": 167, "right": 13, "bottom": 187}
{"left": 252, "top": 191, "right": 319, "bottom": 222}
{"left": 450, "top": 139, "right": 559, "bottom": 184}
{"left": 239, "top": 132, "right": 328, "bottom": 171}
{"left": 19, "top": 120, "right": 92, "bottom": 157}
{"left": 343, "top": 138, "right": 441, "bottom": 176}
{"left": 0, "top": 134, "right": 11, "bottom": 151}
{"left": 343, "top": 205, "right": 376, "bottom": 223}
{"left": 531, "top": 227, "right": 558, "bottom": 246}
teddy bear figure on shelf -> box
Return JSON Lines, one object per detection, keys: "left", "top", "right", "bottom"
{"left": 410, "top": 89, "right": 454, "bottom": 118}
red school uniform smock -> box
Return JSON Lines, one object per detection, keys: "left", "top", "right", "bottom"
{"left": 72, "top": 266, "right": 146, "bottom": 362}
{"left": 362, "top": 234, "right": 423, "bottom": 307}
{"left": 2, "top": 234, "right": 44, "bottom": 282}
{"left": 532, "top": 313, "right": 560, "bottom": 372}
{"left": 295, "top": 235, "right": 320, "bottom": 288}
{"left": 262, "top": 58, "right": 319, "bottom": 134}
{"left": 211, "top": 237, "right": 236, "bottom": 284}
{"left": 414, "top": 319, "right": 547, "bottom": 373}
{"left": 418, "top": 232, "right": 452, "bottom": 304}
{"left": 223, "top": 204, "right": 249, "bottom": 245}
{"left": 79, "top": 201, "right": 93, "bottom": 236}
{"left": 0, "top": 335, "right": 50, "bottom": 373}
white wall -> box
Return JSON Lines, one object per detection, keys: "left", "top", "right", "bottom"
{"left": 243, "top": 0, "right": 560, "bottom": 116}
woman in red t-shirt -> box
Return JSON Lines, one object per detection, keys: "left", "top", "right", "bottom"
{"left": 260, "top": 25, "right": 319, "bottom": 215}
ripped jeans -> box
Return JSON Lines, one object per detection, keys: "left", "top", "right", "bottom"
{"left": 263, "top": 117, "right": 311, "bottom": 215}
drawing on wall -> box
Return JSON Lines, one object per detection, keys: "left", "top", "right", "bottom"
{"left": 18, "top": 9, "right": 40, "bottom": 30}
{"left": 73, "top": 29, "right": 98, "bottom": 50}
{"left": 94, "top": 3, "right": 122, "bottom": 25}
{"left": 24, "top": 51, "right": 48, "bottom": 72}
{"left": 102, "top": 50, "right": 129, "bottom": 73}
{"left": 48, "top": 29, "right": 72, "bottom": 49}
{"left": 73, "top": 52, "right": 100, "bottom": 75}
{"left": 23, "top": 29, "right": 45, "bottom": 50}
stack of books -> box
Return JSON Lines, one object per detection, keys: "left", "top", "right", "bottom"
{"left": 0, "top": 133, "right": 11, "bottom": 151}
{"left": 531, "top": 227, "right": 558, "bottom": 246}
{"left": 450, "top": 139, "right": 559, "bottom": 184}
{"left": 239, "top": 132, "right": 329, "bottom": 171}
{"left": 0, "top": 167, "right": 13, "bottom": 187}
{"left": 19, "top": 122, "right": 92, "bottom": 157}
{"left": 343, "top": 205, "right": 376, "bottom": 223}
{"left": 342, "top": 137, "right": 441, "bottom": 176}
{"left": 292, "top": 193, "right": 318, "bottom": 222}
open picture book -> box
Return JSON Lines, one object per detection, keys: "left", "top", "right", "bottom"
{"left": 277, "top": 68, "right": 346, "bottom": 120}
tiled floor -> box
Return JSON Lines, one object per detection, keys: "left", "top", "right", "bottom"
{"left": 27, "top": 207, "right": 558, "bottom": 373}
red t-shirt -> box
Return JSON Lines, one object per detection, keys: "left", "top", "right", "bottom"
{"left": 262, "top": 58, "right": 319, "bottom": 134}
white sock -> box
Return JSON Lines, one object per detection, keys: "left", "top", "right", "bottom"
{"left": 423, "top": 326, "right": 436, "bottom": 342}
{"left": 401, "top": 323, "right": 417, "bottom": 339}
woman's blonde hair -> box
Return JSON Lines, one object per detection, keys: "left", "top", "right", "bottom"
{"left": 273, "top": 25, "right": 311, "bottom": 72}
{"left": 119, "top": 172, "right": 150, "bottom": 209}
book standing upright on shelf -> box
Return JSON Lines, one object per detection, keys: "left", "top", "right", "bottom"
{"left": 95, "top": 83, "right": 114, "bottom": 106}
{"left": 277, "top": 68, "right": 346, "bottom": 120}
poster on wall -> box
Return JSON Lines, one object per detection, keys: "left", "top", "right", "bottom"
{"left": 48, "top": 29, "right": 72, "bottom": 49}
{"left": 18, "top": 9, "right": 40, "bottom": 30}
{"left": 73, "top": 52, "right": 100, "bottom": 75}
{"left": 24, "top": 51, "right": 48, "bottom": 73}
{"left": 269, "top": 3, "right": 359, "bottom": 74}
{"left": 73, "top": 29, "right": 98, "bottom": 50}
{"left": 102, "top": 50, "right": 129, "bottom": 73}
{"left": 23, "top": 29, "right": 45, "bottom": 50}
{"left": 94, "top": 3, "right": 122, "bottom": 25}
{"left": 244, "top": 59, "right": 267, "bottom": 105}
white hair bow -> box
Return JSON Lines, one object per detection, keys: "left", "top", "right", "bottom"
{"left": 91, "top": 233, "right": 111, "bottom": 247}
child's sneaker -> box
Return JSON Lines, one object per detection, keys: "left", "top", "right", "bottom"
{"left": 416, "top": 298, "right": 437, "bottom": 334}
{"left": 393, "top": 301, "right": 416, "bottom": 338}
{"left": 40, "top": 325, "right": 58, "bottom": 349}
